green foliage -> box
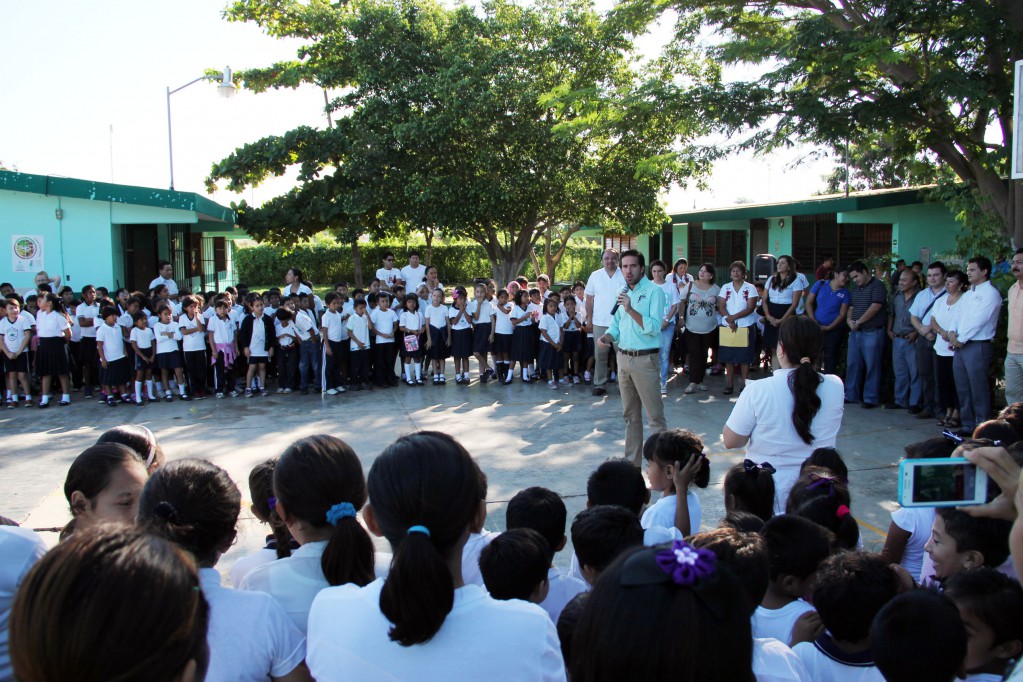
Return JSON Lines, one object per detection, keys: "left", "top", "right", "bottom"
{"left": 234, "top": 240, "right": 603, "bottom": 287}
{"left": 930, "top": 178, "right": 1014, "bottom": 262}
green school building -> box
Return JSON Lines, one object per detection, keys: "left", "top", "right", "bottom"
{"left": 599, "top": 186, "right": 963, "bottom": 280}
{"left": 0, "top": 170, "right": 242, "bottom": 294}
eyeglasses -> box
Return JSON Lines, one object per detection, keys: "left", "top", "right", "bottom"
{"left": 385, "top": 258, "right": 394, "bottom": 262}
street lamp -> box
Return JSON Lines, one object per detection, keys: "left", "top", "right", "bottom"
{"left": 166, "top": 67, "right": 237, "bottom": 191}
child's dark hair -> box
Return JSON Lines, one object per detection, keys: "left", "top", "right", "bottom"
{"left": 812, "top": 551, "right": 897, "bottom": 642}
{"left": 972, "top": 419, "right": 1021, "bottom": 446}
{"left": 998, "top": 402, "right": 1023, "bottom": 439}
{"left": 785, "top": 467, "right": 852, "bottom": 513}
{"left": 799, "top": 447, "right": 849, "bottom": 481}
{"left": 935, "top": 508, "right": 1012, "bottom": 570}
{"left": 248, "top": 458, "right": 292, "bottom": 559}
{"left": 760, "top": 514, "right": 834, "bottom": 581}
{"left": 903, "top": 437, "right": 957, "bottom": 459}
{"left": 275, "top": 307, "right": 293, "bottom": 322}
{"left": 404, "top": 293, "right": 419, "bottom": 309}
{"left": 569, "top": 544, "right": 753, "bottom": 682}
{"left": 42, "top": 292, "right": 66, "bottom": 315}
{"left": 180, "top": 295, "right": 199, "bottom": 309}
{"left": 644, "top": 429, "right": 710, "bottom": 492}
{"left": 274, "top": 435, "right": 374, "bottom": 587}
{"left": 64, "top": 444, "right": 146, "bottom": 519}
{"left": 478, "top": 528, "right": 550, "bottom": 601}
{"left": 723, "top": 460, "right": 775, "bottom": 522}
{"left": 777, "top": 316, "right": 825, "bottom": 444}
{"left": 132, "top": 311, "right": 148, "bottom": 324}
{"left": 138, "top": 459, "right": 241, "bottom": 567}
{"left": 96, "top": 424, "right": 164, "bottom": 473}
{"left": 690, "top": 528, "right": 769, "bottom": 616}
{"left": 506, "top": 487, "right": 566, "bottom": 562}
{"left": 556, "top": 593, "right": 589, "bottom": 664}
{"left": 324, "top": 291, "right": 341, "bottom": 305}
{"left": 586, "top": 458, "right": 647, "bottom": 515}
{"left": 871, "top": 590, "right": 967, "bottom": 682}
{"left": 368, "top": 431, "right": 484, "bottom": 646}
{"left": 945, "top": 568, "right": 1023, "bottom": 661}
{"left": 793, "top": 494, "right": 859, "bottom": 550}
{"left": 570, "top": 505, "right": 644, "bottom": 575}
{"left": 719, "top": 510, "right": 766, "bottom": 533}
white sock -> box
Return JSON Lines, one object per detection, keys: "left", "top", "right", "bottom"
{"left": 179, "top": 383, "right": 187, "bottom": 396}
{"left": 522, "top": 369, "right": 529, "bottom": 380}
{"left": 414, "top": 363, "right": 422, "bottom": 380}
{"left": 155, "top": 381, "right": 164, "bottom": 393}
{"left": 135, "top": 381, "right": 142, "bottom": 401}
{"left": 146, "top": 380, "right": 155, "bottom": 398}
{"left": 40, "top": 395, "right": 50, "bottom": 404}
{"left": 61, "top": 393, "right": 70, "bottom": 401}
{"left": 169, "top": 379, "right": 177, "bottom": 390}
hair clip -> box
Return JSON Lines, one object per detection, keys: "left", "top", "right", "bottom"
{"left": 267, "top": 496, "right": 277, "bottom": 514}
{"left": 743, "top": 459, "right": 777, "bottom": 475}
{"left": 655, "top": 541, "right": 717, "bottom": 587}
{"left": 620, "top": 542, "right": 727, "bottom": 620}
{"left": 836, "top": 504, "right": 851, "bottom": 519}
{"left": 806, "top": 473, "right": 838, "bottom": 495}
{"left": 153, "top": 501, "right": 181, "bottom": 524}
{"left": 326, "top": 502, "right": 357, "bottom": 526}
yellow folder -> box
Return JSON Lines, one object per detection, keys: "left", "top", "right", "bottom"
{"left": 719, "top": 326, "right": 749, "bottom": 348}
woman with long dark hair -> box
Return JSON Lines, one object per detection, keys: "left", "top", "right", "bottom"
{"left": 760, "top": 255, "right": 804, "bottom": 367}
{"left": 722, "top": 316, "right": 845, "bottom": 511}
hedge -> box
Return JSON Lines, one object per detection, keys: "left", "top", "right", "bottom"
{"left": 235, "top": 241, "right": 604, "bottom": 287}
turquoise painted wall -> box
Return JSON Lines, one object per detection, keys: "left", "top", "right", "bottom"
{"left": 767, "top": 215, "right": 792, "bottom": 256}
{"left": 837, "top": 203, "right": 959, "bottom": 264}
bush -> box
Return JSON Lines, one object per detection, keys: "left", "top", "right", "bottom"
{"left": 235, "top": 240, "right": 603, "bottom": 287}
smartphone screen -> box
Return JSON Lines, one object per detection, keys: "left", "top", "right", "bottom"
{"left": 910, "top": 462, "right": 976, "bottom": 504}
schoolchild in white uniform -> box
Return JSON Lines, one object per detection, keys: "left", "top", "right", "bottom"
{"left": 1, "top": 297, "right": 33, "bottom": 407}
{"left": 34, "top": 293, "right": 72, "bottom": 407}
{"left": 76, "top": 285, "right": 101, "bottom": 397}
{"left": 561, "top": 296, "right": 584, "bottom": 384}
{"left": 641, "top": 430, "right": 706, "bottom": 537}
{"left": 448, "top": 287, "right": 473, "bottom": 384}
{"left": 424, "top": 288, "right": 451, "bottom": 384}
{"left": 207, "top": 299, "right": 240, "bottom": 398}
{"left": 398, "top": 294, "right": 425, "bottom": 386}
{"left": 138, "top": 459, "right": 309, "bottom": 682}
{"left": 345, "top": 299, "right": 372, "bottom": 389}
{"left": 468, "top": 283, "right": 496, "bottom": 382}
{"left": 239, "top": 297, "right": 275, "bottom": 398}
{"left": 240, "top": 435, "right": 383, "bottom": 635}
{"left": 537, "top": 297, "right": 564, "bottom": 389}
{"left": 96, "top": 306, "right": 131, "bottom": 406}
{"left": 509, "top": 290, "right": 535, "bottom": 384}
{"left": 275, "top": 308, "right": 300, "bottom": 393}
{"left": 178, "top": 296, "right": 207, "bottom": 398}
{"left": 153, "top": 304, "right": 190, "bottom": 402}
{"left": 492, "top": 288, "right": 514, "bottom": 383}
{"left": 306, "top": 432, "right": 565, "bottom": 682}
{"left": 129, "top": 312, "right": 157, "bottom": 405}
{"left": 370, "top": 292, "right": 399, "bottom": 387}
{"left": 320, "top": 292, "right": 348, "bottom": 395}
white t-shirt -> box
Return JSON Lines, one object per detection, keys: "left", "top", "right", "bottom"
{"left": 657, "top": 280, "right": 682, "bottom": 323}
{"left": 321, "top": 310, "right": 347, "bottom": 343}
{"left": 276, "top": 321, "right": 298, "bottom": 348}
{"left": 248, "top": 315, "right": 268, "bottom": 357}
{"left": 96, "top": 322, "right": 126, "bottom": 361}
{"left": 640, "top": 491, "right": 702, "bottom": 536}
{"left": 153, "top": 320, "right": 180, "bottom": 354}
{"left": 347, "top": 313, "right": 370, "bottom": 351}
{"left": 76, "top": 302, "right": 100, "bottom": 338}
{"left": 229, "top": 548, "right": 278, "bottom": 589}
{"left": 720, "top": 282, "right": 760, "bottom": 327}
{"left": 69, "top": 305, "right": 82, "bottom": 342}
{"left": 512, "top": 305, "right": 532, "bottom": 328}
{"left": 130, "top": 326, "right": 155, "bottom": 351}
{"left": 239, "top": 541, "right": 331, "bottom": 635}
{"left": 540, "top": 567, "right": 588, "bottom": 624}
{"left": 585, "top": 267, "right": 627, "bottom": 327}
{"left": 931, "top": 296, "right": 964, "bottom": 358}
{"left": 766, "top": 277, "right": 806, "bottom": 305}
{"left": 462, "top": 530, "right": 500, "bottom": 587}
{"left": 399, "top": 310, "right": 424, "bottom": 333}
{"left": 178, "top": 314, "right": 206, "bottom": 352}
{"left": 0, "top": 527, "right": 48, "bottom": 681}
{"left": 208, "top": 316, "right": 236, "bottom": 345}
{"left": 401, "top": 264, "right": 427, "bottom": 291}
{"left": 0, "top": 315, "right": 33, "bottom": 353}
{"left": 425, "top": 303, "right": 449, "bottom": 329}
{"left": 494, "top": 301, "right": 514, "bottom": 334}
{"left": 792, "top": 637, "right": 884, "bottom": 682}
{"left": 200, "top": 568, "right": 306, "bottom": 682}
{"left": 375, "top": 267, "right": 402, "bottom": 290}
{"left": 449, "top": 306, "right": 472, "bottom": 331}
{"left": 890, "top": 506, "right": 934, "bottom": 580}
{"left": 752, "top": 600, "right": 815, "bottom": 645}
{"left": 794, "top": 273, "right": 810, "bottom": 314}
{"left": 725, "top": 368, "right": 845, "bottom": 511}
{"left": 306, "top": 579, "right": 566, "bottom": 682}
{"left": 371, "top": 307, "right": 398, "bottom": 343}
{"left": 293, "top": 312, "right": 314, "bottom": 341}
{"left": 538, "top": 314, "right": 561, "bottom": 345}
{"left": 467, "top": 299, "right": 494, "bottom": 325}
{"left": 753, "top": 637, "right": 811, "bottom": 682}
{"left": 148, "top": 276, "right": 179, "bottom": 296}
{"left": 35, "top": 310, "right": 69, "bottom": 338}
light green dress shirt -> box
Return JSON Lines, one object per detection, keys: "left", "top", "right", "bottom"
{"left": 606, "top": 276, "right": 666, "bottom": 351}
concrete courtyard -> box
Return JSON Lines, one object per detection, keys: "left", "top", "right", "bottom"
{"left": 1, "top": 369, "right": 936, "bottom": 578}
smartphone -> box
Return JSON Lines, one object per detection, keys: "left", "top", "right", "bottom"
{"left": 898, "top": 457, "right": 989, "bottom": 508}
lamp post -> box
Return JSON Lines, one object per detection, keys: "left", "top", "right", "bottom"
{"left": 166, "top": 67, "right": 237, "bottom": 191}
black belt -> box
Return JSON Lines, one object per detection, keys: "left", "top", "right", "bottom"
{"left": 617, "top": 348, "right": 658, "bottom": 357}
{"left": 964, "top": 339, "right": 992, "bottom": 346}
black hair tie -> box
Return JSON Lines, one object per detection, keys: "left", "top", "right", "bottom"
{"left": 153, "top": 501, "right": 182, "bottom": 524}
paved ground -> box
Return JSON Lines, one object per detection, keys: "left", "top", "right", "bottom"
{"left": 1, "top": 368, "right": 938, "bottom": 579}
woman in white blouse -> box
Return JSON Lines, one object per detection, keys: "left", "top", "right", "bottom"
{"left": 760, "top": 255, "right": 804, "bottom": 367}
{"left": 283, "top": 268, "right": 313, "bottom": 299}
{"left": 716, "top": 261, "right": 759, "bottom": 395}
{"left": 928, "top": 270, "right": 968, "bottom": 429}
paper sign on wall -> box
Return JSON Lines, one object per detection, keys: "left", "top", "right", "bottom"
{"left": 11, "top": 235, "right": 44, "bottom": 273}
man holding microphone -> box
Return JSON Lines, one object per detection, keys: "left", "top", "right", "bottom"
{"left": 597, "top": 249, "right": 667, "bottom": 465}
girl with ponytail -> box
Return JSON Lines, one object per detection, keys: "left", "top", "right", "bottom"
{"left": 305, "top": 431, "right": 564, "bottom": 681}
{"left": 723, "top": 315, "right": 845, "bottom": 513}
{"left": 238, "top": 435, "right": 377, "bottom": 635}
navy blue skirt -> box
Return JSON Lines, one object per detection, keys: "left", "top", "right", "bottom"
{"left": 472, "top": 323, "right": 492, "bottom": 354}
{"left": 718, "top": 326, "right": 756, "bottom": 365}
{"left": 562, "top": 330, "right": 581, "bottom": 354}
{"left": 494, "top": 333, "right": 513, "bottom": 355}
{"left": 537, "top": 342, "right": 562, "bottom": 371}
{"left": 100, "top": 356, "right": 130, "bottom": 386}
{"left": 155, "top": 351, "right": 182, "bottom": 370}
{"left": 451, "top": 328, "right": 473, "bottom": 358}
{"left": 427, "top": 326, "right": 449, "bottom": 360}
{"left": 511, "top": 326, "right": 535, "bottom": 362}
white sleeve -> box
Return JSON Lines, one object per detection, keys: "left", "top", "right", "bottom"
{"left": 724, "top": 385, "right": 757, "bottom": 437}
{"left": 540, "top": 617, "right": 568, "bottom": 682}
{"left": 264, "top": 597, "right": 307, "bottom": 678}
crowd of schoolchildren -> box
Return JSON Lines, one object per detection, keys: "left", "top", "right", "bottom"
{"left": 6, "top": 409, "right": 1023, "bottom": 682}
{"left": 0, "top": 266, "right": 613, "bottom": 410}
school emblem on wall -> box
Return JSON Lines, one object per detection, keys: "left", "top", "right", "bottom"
{"left": 11, "top": 235, "right": 44, "bottom": 273}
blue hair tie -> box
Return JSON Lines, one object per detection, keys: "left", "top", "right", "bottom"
{"left": 326, "top": 502, "right": 357, "bottom": 526}
{"left": 407, "top": 525, "right": 431, "bottom": 538}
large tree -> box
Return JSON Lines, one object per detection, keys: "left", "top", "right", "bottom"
{"left": 208, "top": 0, "right": 710, "bottom": 283}
{"left": 617, "top": 0, "right": 1023, "bottom": 245}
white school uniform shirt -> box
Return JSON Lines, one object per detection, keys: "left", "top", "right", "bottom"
{"left": 153, "top": 320, "right": 181, "bottom": 355}
{"left": 199, "top": 568, "right": 306, "bottom": 682}
{"left": 130, "top": 326, "right": 155, "bottom": 351}
{"left": 0, "top": 315, "right": 33, "bottom": 354}
{"left": 178, "top": 314, "right": 206, "bottom": 352}
{"left": 18, "top": 310, "right": 36, "bottom": 331}
{"left": 512, "top": 305, "right": 532, "bottom": 327}
{"left": 720, "top": 281, "right": 760, "bottom": 327}
{"left": 540, "top": 567, "right": 588, "bottom": 623}
{"left": 954, "top": 280, "right": 1002, "bottom": 342}
{"left": 657, "top": 280, "right": 681, "bottom": 323}
{"left": 346, "top": 313, "right": 370, "bottom": 351}
{"left": 248, "top": 314, "right": 269, "bottom": 357}
{"left": 399, "top": 310, "right": 424, "bottom": 333}
{"left": 754, "top": 637, "right": 811, "bottom": 682}
{"left": 567, "top": 525, "right": 682, "bottom": 583}
{"left": 76, "top": 302, "right": 100, "bottom": 338}
{"left": 299, "top": 309, "right": 319, "bottom": 337}
{"left": 640, "top": 491, "right": 702, "bottom": 535}
{"left": 401, "top": 264, "right": 426, "bottom": 291}
{"left": 35, "top": 310, "right": 69, "bottom": 338}
{"left": 148, "top": 275, "right": 179, "bottom": 297}
{"left": 230, "top": 548, "right": 278, "bottom": 589}
{"left": 467, "top": 298, "right": 494, "bottom": 325}
{"left": 526, "top": 300, "right": 543, "bottom": 323}
{"left": 724, "top": 368, "right": 845, "bottom": 511}
{"left": 306, "top": 578, "right": 566, "bottom": 682}
{"left": 0, "top": 527, "right": 49, "bottom": 682}
{"left": 68, "top": 305, "right": 82, "bottom": 342}
{"left": 117, "top": 311, "right": 134, "bottom": 332}
{"left": 96, "top": 322, "right": 126, "bottom": 361}
{"left": 792, "top": 637, "right": 884, "bottom": 682}
{"left": 462, "top": 530, "right": 500, "bottom": 587}
{"left": 766, "top": 277, "right": 805, "bottom": 305}
{"left": 448, "top": 306, "right": 472, "bottom": 331}
{"left": 751, "top": 599, "right": 815, "bottom": 645}
{"left": 321, "top": 309, "right": 346, "bottom": 343}
{"left": 794, "top": 272, "right": 810, "bottom": 314}
{"left": 371, "top": 307, "right": 399, "bottom": 343}
{"left": 239, "top": 541, "right": 331, "bottom": 635}
{"left": 424, "top": 303, "right": 449, "bottom": 329}
{"left": 538, "top": 313, "right": 562, "bottom": 345}
{"left": 585, "top": 266, "right": 627, "bottom": 327}
{"left": 890, "top": 505, "right": 934, "bottom": 580}
{"left": 293, "top": 311, "right": 315, "bottom": 341}
{"left": 208, "top": 316, "right": 236, "bottom": 345}
{"left": 276, "top": 320, "right": 298, "bottom": 347}
{"left": 494, "top": 301, "right": 514, "bottom": 334}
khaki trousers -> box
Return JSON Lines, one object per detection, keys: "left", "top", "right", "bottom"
{"left": 618, "top": 351, "right": 666, "bottom": 465}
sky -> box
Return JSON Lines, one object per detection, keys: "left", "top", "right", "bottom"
{"left": 0, "top": 0, "right": 834, "bottom": 216}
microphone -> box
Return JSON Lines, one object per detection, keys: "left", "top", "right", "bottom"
{"left": 609, "top": 285, "right": 629, "bottom": 317}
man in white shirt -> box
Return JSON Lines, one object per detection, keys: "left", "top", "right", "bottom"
{"left": 148, "top": 261, "right": 179, "bottom": 300}
{"left": 909, "top": 261, "right": 947, "bottom": 419}
{"left": 375, "top": 252, "right": 402, "bottom": 292}
{"left": 1005, "top": 249, "right": 1023, "bottom": 405}
{"left": 949, "top": 256, "right": 1002, "bottom": 434}
{"left": 585, "top": 249, "right": 626, "bottom": 396}
{"left": 400, "top": 252, "right": 426, "bottom": 292}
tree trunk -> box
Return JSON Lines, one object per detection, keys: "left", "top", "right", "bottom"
{"left": 424, "top": 227, "right": 434, "bottom": 266}
{"left": 352, "top": 240, "right": 364, "bottom": 288}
